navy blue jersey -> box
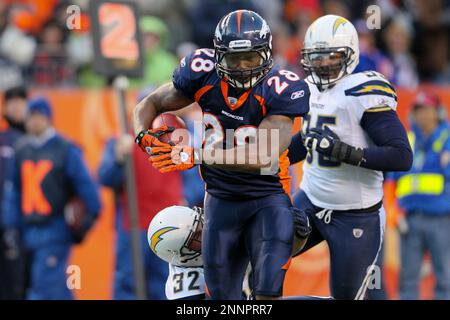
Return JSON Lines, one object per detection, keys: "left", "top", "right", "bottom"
{"left": 173, "top": 48, "right": 310, "bottom": 199}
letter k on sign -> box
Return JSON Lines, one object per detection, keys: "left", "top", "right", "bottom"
{"left": 21, "top": 160, "right": 53, "bottom": 216}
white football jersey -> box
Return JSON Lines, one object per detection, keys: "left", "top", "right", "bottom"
{"left": 165, "top": 264, "right": 205, "bottom": 300}
{"left": 300, "top": 71, "right": 397, "bottom": 210}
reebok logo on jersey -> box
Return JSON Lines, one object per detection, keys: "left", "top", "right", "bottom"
{"left": 291, "top": 90, "right": 305, "bottom": 100}
{"left": 353, "top": 228, "right": 364, "bottom": 238}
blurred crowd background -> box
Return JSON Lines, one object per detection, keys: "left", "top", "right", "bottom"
{"left": 0, "top": 0, "right": 450, "bottom": 300}
{"left": 0, "top": 0, "right": 449, "bottom": 90}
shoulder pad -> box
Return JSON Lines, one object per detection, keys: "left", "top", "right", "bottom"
{"left": 344, "top": 71, "right": 397, "bottom": 113}
{"left": 345, "top": 71, "right": 397, "bottom": 101}
{"left": 180, "top": 48, "right": 216, "bottom": 79}
{"left": 172, "top": 48, "right": 216, "bottom": 100}
{"left": 259, "top": 68, "right": 310, "bottom": 117}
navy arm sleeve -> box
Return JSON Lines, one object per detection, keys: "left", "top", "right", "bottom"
{"left": 98, "top": 139, "right": 125, "bottom": 190}
{"left": 360, "top": 110, "right": 413, "bottom": 171}
{"left": 65, "top": 145, "right": 101, "bottom": 217}
{"left": 287, "top": 131, "right": 308, "bottom": 164}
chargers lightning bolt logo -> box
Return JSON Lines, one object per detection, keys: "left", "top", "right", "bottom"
{"left": 333, "top": 17, "right": 348, "bottom": 35}
{"left": 150, "top": 226, "right": 178, "bottom": 253}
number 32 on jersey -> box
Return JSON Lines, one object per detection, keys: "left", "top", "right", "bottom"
{"left": 167, "top": 267, "right": 205, "bottom": 300}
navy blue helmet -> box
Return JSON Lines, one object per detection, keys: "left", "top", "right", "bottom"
{"left": 213, "top": 10, "right": 273, "bottom": 90}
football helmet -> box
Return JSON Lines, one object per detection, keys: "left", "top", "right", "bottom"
{"left": 214, "top": 10, "right": 273, "bottom": 90}
{"left": 147, "top": 205, "right": 203, "bottom": 267}
{"left": 302, "top": 15, "right": 359, "bottom": 90}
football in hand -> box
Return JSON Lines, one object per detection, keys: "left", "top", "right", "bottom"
{"left": 65, "top": 197, "right": 87, "bottom": 232}
{"left": 152, "top": 113, "right": 188, "bottom": 146}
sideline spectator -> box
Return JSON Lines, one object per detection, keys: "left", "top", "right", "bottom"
{"left": 130, "top": 16, "right": 178, "bottom": 88}
{"left": 0, "top": 86, "right": 28, "bottom": 300}
{"left": 388, "top": 91, "right": 450, "bottom": 300}
{"left": 382, "top": 16, "right": 419, "bottom": 88}
{"left": 2, "top": 97, "right": 101, "bottom": 299}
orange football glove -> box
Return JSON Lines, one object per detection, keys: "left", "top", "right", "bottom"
{"left": 135, "top": 126, "right": 173, "bottom": 155}
{"left": 149, "top": 145, "right": 197, "bottom": 173}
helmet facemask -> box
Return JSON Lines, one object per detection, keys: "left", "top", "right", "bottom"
{"left": 178, "top": 207, "right": 204, "bottom": 266}
{"left": 301, "top": 46, "right": 355, "bottom": 90}
{"left": 215, "top": 46, "right": 273, "bottom": 90}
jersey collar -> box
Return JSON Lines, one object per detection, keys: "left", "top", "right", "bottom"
{"left": 220, "top": 80, "right": 251, "bottom": 111}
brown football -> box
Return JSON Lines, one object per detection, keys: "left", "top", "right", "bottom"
{"left": 151, "top": 113, "right": 188, "bottom": 145}
{"left": 64, "top": 197, "right": 86, "bottom": 231}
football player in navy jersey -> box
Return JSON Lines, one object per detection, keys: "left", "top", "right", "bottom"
{"left": 133, "top": 10, "right": 311, "bottom": 300}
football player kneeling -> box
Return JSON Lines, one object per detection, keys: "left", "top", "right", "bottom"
{"left": 148, "top": 205, "right": 312, "bottom": 300}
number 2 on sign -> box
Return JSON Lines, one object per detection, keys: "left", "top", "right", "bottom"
{"left": 99, "top": 3, "right": 139, "bottom": 60}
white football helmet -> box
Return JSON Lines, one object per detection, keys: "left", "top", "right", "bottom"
{"left": 302, "top": 15, "right": 359, "bottom": 90}
{"left": 147, "top": 206, "right": 203, "bottom": 267}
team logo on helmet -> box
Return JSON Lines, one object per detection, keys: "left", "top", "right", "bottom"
{"left": 259, "top": 19, "right": 270, "bottom": 39}
{"left": 332, "top": 17, "right": 348, "bottom": 35}
{"left": 150, "top": 226, "right": 178, "bottom": 253}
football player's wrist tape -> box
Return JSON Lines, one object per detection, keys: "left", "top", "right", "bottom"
{"left": 331, "top": 140, "right": 365, "bottom": 166}
{"left": 134, "top": 130, "right": 148, "bottom": 146}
